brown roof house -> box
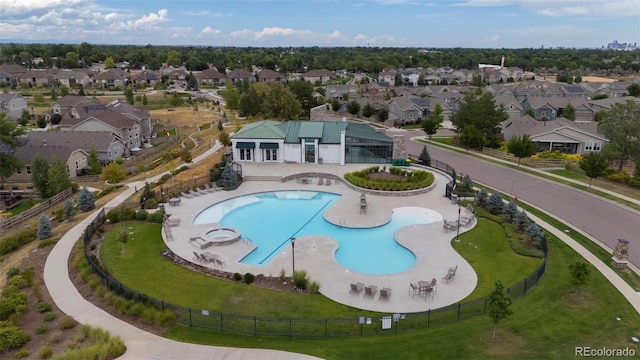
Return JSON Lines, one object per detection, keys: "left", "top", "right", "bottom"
{"left": 302, "top": 69, "right": 334, "bottom": 85}
{"left": 256, "top": 69, "right": 284, "bottom": 83}
{"left": 19, "top": 69, "right": 56, "bottom": 88}
{"left": 58, "top": 109, "right": 142, "bottom": 149}
{"left": 95, "top": 68, "right": 128, "bottom": 89}
{"left": 197, "top": 67, "right": 225, "bottom": 86}
{"left": 54, "top": 70, "right": 91, "bottom": 88}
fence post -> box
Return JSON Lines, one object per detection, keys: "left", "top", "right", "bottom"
{"left": 427, "top": 309, "right": 430, "bottom": 328}
{"left": 523, "top": 278, "right": 528, "bottom": 295}
{"left": 484, "top": 298, "right": 488, "bottom": 314}
{"left": 457, "top": 303, "right": 461, "bottom": 321}
{"left": 221, "top": 313, "right": 224, "bottom": 333}
{"left": 254, "top": 316, "right": 257, "bottom": 336}
{"left": 325, "top": 319, "right": 328, "bottom": 337}
{"left": 189, "top": 308, "right": 192, "bottom": 327}
{"left": 289, "top": 318, "right": 292, "bottom": 337}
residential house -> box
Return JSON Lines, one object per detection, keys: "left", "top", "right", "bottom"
{"left": 19, "top": 69, "right": 55, "bottom": 87}
{"left": 256, "top": 69, "right": 284, "bottom": 83}
{"left": 105, "top": 99, "right": 153, "bottom": 140}
{"left": 9, "top": 135, "right": 89, "bottom": 182}
{"left": 58, "top": 109, "right": 142, "bottom": 149}
{"left": 226, "top": 69, "right": 255, "bottom": 85}
{"left": 494, "top": 94, "right": 524, "bottom": 117}
{"left": 197, "top": 67, "right": 225, "bottom": 86}
{"left": 560, "top": 84, "right": 590, "bottom": 98}
{"left": 378, "top": 68, "right": 397, "bottom": 84}
{"left": 387, "top": 96, "right": 428, "bottom": 125}
{"left": 230, "top": 120, "right": 392, "bottom": 165}
{"left": 523, "top": 97, "right": 594, "bottom": 122}
{"left": 400, "top": 69, "right": 422, "bottom": 86}
{"left": 53, "top": 70, "right": 91, "bottom": 88}
{"left": 0, "top": 64, "right": 27, "bottom": 87}
{"left": 94, "top": 68, "right": 128, "bottom": 89}
{"left": 326, "top": 85, "right": 358, "bottom": 100}
{"left": 301, "top": 69, "right": 334, "bottom": 84}
{"left": 52, "top": 96, "right": 104, "bottom": 119}
{"left": 0, "top": 93, "right": 28, "bottom": 118}
{"left": 588, "top": 96, "right": 640, "bottom": 113}
{"left": 451, "top": 69, "right": 474, "bottom": 84}
{"left": 362, "top": 82, "right": 392, "bottom": 101}
{"left": 130, "top": 70, "right": 159, "bottom": 88}
{"left": 501, "top": 115, "right": 607, "bottom": 155}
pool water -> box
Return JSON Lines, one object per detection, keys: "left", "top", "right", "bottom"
{"left": 193, "top": 191, "right": 442, "bottom": 275}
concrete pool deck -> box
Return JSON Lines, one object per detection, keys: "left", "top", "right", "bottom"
{"left": 163, "top": 163, "right": 478, "bottom": 313}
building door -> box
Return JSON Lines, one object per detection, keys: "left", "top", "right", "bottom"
{"left": 305, "top": 143, "right": 315, "bottom": 163}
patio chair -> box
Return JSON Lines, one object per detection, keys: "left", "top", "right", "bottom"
{"left": 215, "top": 258, "right": 226, "bottom": 267}
{"left": 192, "top": 251, "right": 203, "bottom": 262}
{"left": 325, "top": 178, "right": 331, "bottom": 185}
{"left": 350, "top": 282, "right": 364, "bottom": 295}
{"left": 409, "top": 283, "right": 420, "bottom": 298}
{"left": 317, "top": 178, "right": 324, "bottom": 185}
{"left": 379, "top": 287, "right": 392, "bottom": 301}
{"left": 364, "top": 285, "right": 378, "bottom": 298}
{"left": 430, "top": 278, "right": 438, "bottom": 295}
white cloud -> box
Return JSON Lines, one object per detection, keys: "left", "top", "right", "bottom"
{"left": 0, "top": 0, "right": 85, "bottom": 16}
{"left": 455, "top": 0, "right": 639, "bottom": 17}
{"left": 201, "top": 26, "right": 221, "bottom": 35}
{"left": 484, "top": 34, "right": 500, "bottom": 42}
{"left": 132, "top": 9, "right": 169, "bottom": 29}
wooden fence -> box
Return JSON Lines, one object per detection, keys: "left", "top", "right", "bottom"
{"left": 0, "top": 187, "right": 73, "bottom": 232}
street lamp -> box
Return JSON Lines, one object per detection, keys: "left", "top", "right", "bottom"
{"left": 290, "top": 237, "right": 296, "bottom": 276}
{"left": 455, "top": 203, "right": 461, "bottom": 242}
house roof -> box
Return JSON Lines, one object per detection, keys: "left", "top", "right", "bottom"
{"left": 257, "top": 69, "right": 282, "bottom": 79}
{"left": 226, "top": 69, "right": 254, "bottom": 79}
{"left": 11, "top": 131, "right": 123, "bottom": 164}
{"left": 198, "top": 68, "right": 225, "bottom": 80}
{"left": 231, "top": 120, "right": 285, "bottom": 140}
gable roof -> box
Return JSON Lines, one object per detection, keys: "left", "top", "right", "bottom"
{"left": 231, "top": 120, "right": 285, "bottom": 139}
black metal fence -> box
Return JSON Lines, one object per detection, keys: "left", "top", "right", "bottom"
{"left": 81, "top": 206, "right": 548, "bottom": 337}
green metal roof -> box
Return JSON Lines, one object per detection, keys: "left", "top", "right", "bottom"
{"left": 345, "top": 122, "right": 393, "bottom": 143}
{"left": 231, "top": 120, "right": 285, "bottom": 139}
{"left": 298, "top": 121, "right": 324, "bottom": 139}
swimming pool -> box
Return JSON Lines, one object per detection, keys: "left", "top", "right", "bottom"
{"left": 193, "top": 191, "right": 442, "bottom": 275}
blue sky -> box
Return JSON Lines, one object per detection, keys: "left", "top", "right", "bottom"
{"left": 1, "top": 0, "right": 638, "bottom": 48}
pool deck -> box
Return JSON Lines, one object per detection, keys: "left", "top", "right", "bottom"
{"left": 163, "top": 163, "right": 478, "bottom": 313}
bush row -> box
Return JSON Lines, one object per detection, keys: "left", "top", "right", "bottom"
{"left": 344, "top": 166, "right": 434, "bottom": 191}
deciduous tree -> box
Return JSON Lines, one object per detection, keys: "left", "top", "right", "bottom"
{"left": 450, "top": 92, "right": 507, "bottom": 147}
{"left": 579, "top": 152, "right": 608, "bottom": 188}
{"left": 47, "top": 158, "right": 71, "bottom": 196}
{"left": 101, "top": 162, "right": 128, "bottom": 183}
{"left": 507, "top": 134, "right": 536, "bottom": 167}
{"left": 563, "top": 103, "right": 576, "bottom": 121}
{"left": 488, "top": 281, "right": 513, "bottom": 340}
{"left": 569, "top": 261, "right": 591, "bottom": 296}
{"left": 422, "top": 103, "right": 444, "bottom": 140}
{"left": 598, "top": 100, "right": 640, "bottom": 173}
{"left": 0, "top": 114, "right": 23, "bottom": 187}
{"left": 31, "top": 156, "right": 49, "bottom": 198}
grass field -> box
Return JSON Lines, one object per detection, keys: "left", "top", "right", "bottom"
{"left": 96, "top": 211, "right": 640, "bottom": 359}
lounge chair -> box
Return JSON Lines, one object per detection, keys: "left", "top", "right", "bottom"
{"left": 192, "top": 251, "right": 203, "bottom": 262}
{"left": 364, "top": 285, "right": 378, "bottom": 298}
{"left": 379, "top": 287, "right": 392, "bottom": 301}
{"left": 214, "top": 258, "right": 226, "bottom": 267}
{"left": 324, "top": 178, "right": 331, "bottom": 185}
{"left": 350, "top": 282, "right": 364, "bottom": 295}
{"left": 317, "top": 178, "right": 324, "bottom": 185}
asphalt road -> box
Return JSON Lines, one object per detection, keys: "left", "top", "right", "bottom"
{"left": 387, "top": 129, "right": 640, "bottom": 269}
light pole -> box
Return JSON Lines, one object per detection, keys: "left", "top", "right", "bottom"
{"left": 455, "top": 204, "right": 461, "bottom": 242}
{"left": 290, "top": 237, "right": 296, "bottom": 276}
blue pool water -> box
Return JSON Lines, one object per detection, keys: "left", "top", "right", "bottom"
{"left": 193, "top": 191, "right": 441, "bottom": 275}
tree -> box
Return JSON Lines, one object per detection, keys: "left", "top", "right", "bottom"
{"left": 459, "top": 125, "right": 483, "bottom": 149}
{"left": 394, "top": 72, "right": 402, "bottom": 86}
{"left": 346, "top": 100, "right": 361, "bottom": 116}
{"left": 376, "top": 108, "right": 389, "bottom": 122}
{"left": 218, "top": 130, "right": 231, "bottom": 146}
{"left": 179, "top": 147, "right": 192, "bottom": 163}
{"left": 36, "top": 115, "right": 46, "bottom": 128}
{"left": 50, "top": 88, "right": 57, "bottom": 101}
{"left": 47, "top": 158, "right": 71, "bottom": 197}
{"left": 50, "top": 113, "right": 62, "bottom": 125}
{"left": 486, "top": 191, "right": 504, "bottom": 215}
{"left": 124, "top": 86, "right": 134, "bottom": 105}
{"left": 422, "top": 103, "right": 444, "bottom": 140}
{"left": 219, "top": 163, "right": 239, "bottom": 188}
{"left": 238, "top": 86, "right": 262, "bottom": 117}
{"left": 627, "top": 83, "right": 640, "bottom": 97}
{"left": 362, "top": 103, "right": 374, "bottom": 118}
{"left": 450, "top": 92, "right": 507, "bottom": 147}
{"left": 37, "top": 215, "right": 53, "bottom": 240}
{"left": 418, "top": 145, "right": 431, "bottom": 166}
{"left": 0, "top": 114, "right": 23, "bottom": 187}
{"left": 87, "top": 148, "right": 102, "bottom": 175}
{"left": 101, "top": 162, "right": 128, "bottom": 183}
{"left": 142, "top": 94, "right": 148, "bottom": 105}
{"left": 563, "top": 103, "right": 576, "bottom": 121}
{"left": 525, "top": 222, "right": 545, "bottom": 248}
{"left": 287, "top": 80, "right": 314, "bottom": 115}
{"left": 18, "top": 109, "right": 31, "bottom": 126}
{"left": 63, "top": 199, "right": 75, "bottom": 220}
{"left": 330, "top": 99, "right": 341, "bottom": 112}
{"left": 569, "top": 262, "right": 591, "bottom": 296}
{"left": 78, "top": 186, "right": 95, "bottom": 212}
{"left": 166, "top": 50, "right": 182, "bottom": 66}
{"left": 487, "top": 281, "right": 513, "bottom": 340}
{"left": 504, "top": 201, "right": 518, "bottom": 223}
{"left": 475, "top": 188, "right": 488, "bottom": 208}
{"left": 574, "top": 73, "right": 582, "bottom": 83}
{"left": 514, "top": 210, "right": 530, "bottom": 232}
{"left": 598, "top": 100, "right": 640, "bottom": 172}
{"left": 217, "top": 119, "right": 223, "bottom": 132}
{"left": 60, "top": 86, "right": 69, "bottom": 97}
{"left": 168, "top": 93, "right": 184, "bottom": 107}
{"left": 104, "top": 56, "right": 116, "bottom": 69}
{"left": 579, "top": 152, "right": 608, "bottom": 188}
{"left": 31, "top": 156, "right": 50, "bottom": 198}
{"left": 263, "top": 83, "right": 303, "bottom": 119}
{"left": 219, "top": 84, "right": 240, "bottom": 111}
{"left": 507, "top": 135, "right": 536, "bottom": 167}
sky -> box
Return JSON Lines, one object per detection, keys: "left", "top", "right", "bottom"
{"left": 0, "top": 0, "right": 638, "bottom": 48}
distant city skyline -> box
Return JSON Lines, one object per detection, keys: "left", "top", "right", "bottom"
{"left": 0, "top": 0, "right": 638, "bottom": 49}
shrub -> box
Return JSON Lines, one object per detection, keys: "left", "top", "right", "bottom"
{"left": 146, "top": 211, "right": 164, "bottom": 223}
{"left": 59, "top": 316, "right": 76, "bottom": 330}
{"left": 0, "top": 229, "right": 36, "bottom": 256}
{"left": 106, "top": 208, "right": 122, "bottom": 223}
{"left": 44, "top": 313, "right": 56, "bottom": 322}
{"left": 309, "top": 281, "right": 321, "bottom": 294}
{"left": 135, "top": 210, "right": 149, "bottom": 220}
{"left": 514, "top": 210, "right": 530, "bottom": 232}
{"left": 607, "top": 171, "right": 630, "bottom": 184}
{"left": 233, "top": 273, "right": 242, "bottom": 281}
{"left": 0, "top": 325, "right": 31, "bottom": 352}
{"left": 37, "top": 302, "right": 52, "bottom": 313}
{"left": 14, "top": 349, "right": 30, "bottom": 358}
{"left": 36, "top": 325, "right": 48, "bottom": 334}
{"left": 78, "top": 186, "right": 95, "bottom": 212}
{"left": 503, "top": 201, "right": 518, "bottom": 223}
{"left": 38, "top": 344, "right": 52, "bottom": 359}
{"left": 293, "top": 270, "right": 308, "bottom": 290}
{"left": 6, "top": 267, "right": 20, "bottom": 279}
{"left": 243, "top": 273, "right": 255, "bottom": 284}
{"left": 475, "top": 188, "right": 488, "bottom": 207}
{"left": 37, "top": 215, "right": 53, "bottom": 240}
{"left": 145, "top": 197, "right": 158, "bottom": 209}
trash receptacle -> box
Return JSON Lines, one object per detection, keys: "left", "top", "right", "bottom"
{"left": 451, "top": 195, "right": 459, "bottom": 204}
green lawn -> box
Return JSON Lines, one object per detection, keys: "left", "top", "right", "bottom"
{"left": 97, "top": 216, "right": 640, "bottom": 359}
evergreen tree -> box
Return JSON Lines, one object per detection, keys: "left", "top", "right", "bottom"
{"left": 37, "top": 215, "right": 53, "bottom": 240}
{"left": 475, "top": 188, "right": 488, "bottom": 208}
{"left": 362, "top": 103, "right": 374, "bottom": 118}
{"left": 217, "top": 119, "right": 223, "bottom": 131}
{"left": 514, "top": 210, "right": 530, "bottom": 232}
{"left": 563, "top": 103, "right": 576, "bottom": 121}
{"left": 460, "top": 174, "right": 473, "bottom": 192}
{"left": 525, "top": 222, "right": 545, "bottom": 248}
{"left": 47, "top": 158, "right": 71, "bottom": 197}
{"left": 31, "top": 156, "right": 49, "bottom": 198}
{"left": 504, "top": 201, "right": 518, "bottom": 223}
{"left": 142, "top": 94, "right": 148, "bottom": 105}
{"left": 219, "top": 163, "right": 239, "bottom": 188}
{"left": 487, "top": 281, "right": 513, "bottom": 340}
{"left": 418, "top": 145, "right": 431, "bottom": 166}
{"left": 486, "top": 191, "right": 504, "bottom": 214}
{"left": 78, "top": 186, "right": 95, "bottom": 212}
{"left": 87, "top": 148, "right": 102, "bottom": 175}
{"left": 124, "top": 86, "right": 134, "bottom": 105}
{"left": 63, "top": 199, "right": 75, "bottom": 220}
{"left": 376, "top": 108, "right": 389, "bottom": 122}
